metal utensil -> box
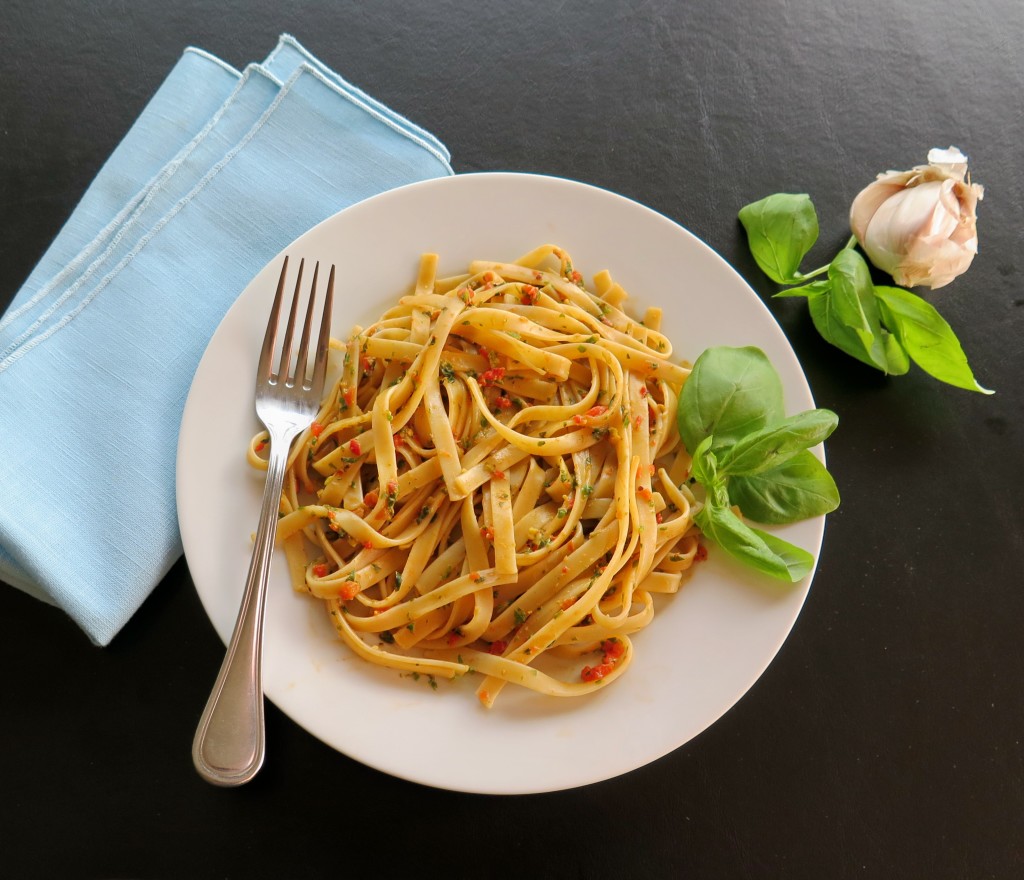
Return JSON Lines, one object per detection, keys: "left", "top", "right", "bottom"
{"left": 192, "top": 256, "right": 334, "bottom": 786}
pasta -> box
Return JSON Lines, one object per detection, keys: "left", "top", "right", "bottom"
{"left": 247, "top": 244, "right": 704, "bottom": 707}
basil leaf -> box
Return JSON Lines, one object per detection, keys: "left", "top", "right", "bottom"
{"left": 677, "top": 346, "right": 784, "bottom": 453}
{"left": 773, "top": 279, "right": 830, "bottom": 299}
{"left": 826, "top": 249, "right": 888, "bottom": 370}
{"left": 874, "top": 286, "right": 993, "bottom": 394}
{"left": 808, "top": 284, "right": 909, "bottom": 375}
{"left": 695, "top": 502, "right": 814, "bottom": 582}
{"left": 738, "top": 193, "right": 819, "bottom": 285}
{"left": 729, "top": 450, "right": 840, "bottom": 524}
{"left": 718, "top": 409, "right": 839, "bottom": 476}
{"left": 689, "top": 435, "right": 718, "bottom": 488}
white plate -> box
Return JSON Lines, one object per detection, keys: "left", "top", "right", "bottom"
{"left": 177, "top": 172, "right": 824, "bottom": 794}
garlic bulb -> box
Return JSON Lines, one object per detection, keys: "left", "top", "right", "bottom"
{"left": 849, "top": 147, "right": 984, "bottom": 289}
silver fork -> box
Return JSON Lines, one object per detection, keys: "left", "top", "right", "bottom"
{"left": 192, "top": 256, "right": 334, "bottom": 786}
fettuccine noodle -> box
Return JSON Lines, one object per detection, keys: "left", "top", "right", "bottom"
{"left": 247, "top": 245, "right": 704, "bottom": 707}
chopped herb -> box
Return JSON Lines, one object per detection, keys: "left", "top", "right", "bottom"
{"left": 513, "top": 607, "right": 528, "bottom": 626}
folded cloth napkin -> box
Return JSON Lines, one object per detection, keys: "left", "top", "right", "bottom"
{"left": 0, "top": 35, "right": 452, "bottom": 645}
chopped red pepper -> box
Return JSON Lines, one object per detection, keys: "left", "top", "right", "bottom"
{"left": 446, "top": 632, "right": 461, "bottom": 646}
{"left": 656, "top": 511, "right": 664, "bottom": 524}
{"left": 573, "top": 404, "right": 609, "bottom": 426}
{"left": 469, "top": 571, "right": 482, "bottom": 582}
{"left": 482, "top": 271, "right": 494, "bottom": 283}
{"left": 312, "top": 563, "right": 329, "bottom": 578}
{"left": 348, "top": 439, "right": 361, "bottom": 456}
{"left": 363, "top": 490, "right": 379, "bottom": 508}
{"left": 581, "top": 662, "right": 614, "bottom": 682}
{"left": 480, "top": 526, "right": 495, "bottom": 542}
{"left": 361, "top": 356, "right": 373, "bottom": 372}
{"left": 340, "top": 583, "right": 359, "bottom": 601}
{"left": 362, "top": 540, "right": 373, "bottom": 550}
{"left": 393, "top": 433, "right": 405, "bottom": 447}
{"left": 491, "top": 469, "right": 505, "bottom": 480}
{"left": 520, "top": 284, "right": 539, "bottom": 305}
{"left": 637, "top": 486, "right": 653, "bottom": 502}
{"left": 488, "top": 640, "right": 507, "bottom": 655}
{"left": 386, "top": 480, "right": 399, "bottom": 496}
{"left": 343, "top": 387, "right": 355, "bottom": 407}
{"left": 570, "top": 270, "right": 583, "bottom": 283}
{"left": 600, "top": 638, "right": 626, "bottom": 660}
{"left": 311, "top": 422, "right": 324, "bottom": 438}
{"left": 494, "top": 395, "right": 513, "bottom": 410}
{"left": 695, "top": 543, "right": 708, "bottom": 562}
{"left": 255, "top": 441, "right": 266, "bottom": 452}
{"left": 479, "top": 367, "right": 506, "bottom": 387}
{"left": 639, "top": 385, "right": 648, "bottom": 398}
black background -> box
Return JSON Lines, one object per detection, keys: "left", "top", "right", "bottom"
{"left": 2, "top": 1, "right": 1022, "bottom": 877}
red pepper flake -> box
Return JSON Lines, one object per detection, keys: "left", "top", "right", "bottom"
{"left": 343, "top": 387, "right": 355, "bottom": 407}
{"left": 570, "top": 270, "right": 583, "bottom": 283}
{"left": 479, "top": 367, "right": 506, "bottom": 387}
{"left": 363, "top": 490, "right": 379, "bottom": 508}
{"left": 340, "top": 583, "right": 359, "bottom": 600}
{"left": 393, "top": 433, "right": 405, "bottom": 447}
{"left": 482, "top": 271, "right": 494, "bottom": 283}
{"left": 695, "top": 543, "right": 708, "bottom": 562}
{"left": 656, "top": 511, "right": 664, "bottom": 524}
{"left": 561, "top": 565, "right": 570, "bottom": 575}
{"left": 362, "top": 540, "right": 373, "bottom": 549}
{"left": 637, "top": 486, "right": 653, "bottom": 502}
{"left": 639, "top": 385, "right": 648, "bottom": 398}
{"left": 520, "top": 284, "right": 539, "bottom": 305}
{"left": 255, "top": 441, "right": 266, "bottom": 452}
{"left": 488, "top": 640, "right": 507, "bottom": 655}
{"left": 469, "top": 571, "right": 482, "bottom": 582}
{"left": 480, "top": 526, "right": 495, "bottom": 542}
{"left": 386, "top": 480, "right": 399, "bottom": 496}
{"left": 446, "top": 632, "right": 460, "bottom": 646}
{"left": 494, "top": 395, "right": 513, "bottom": 410}
{"left": 477, "top": 345, "right": 489, "bottom": 360}
{"left": 560, "top": 597, "right": 575, "bottom": 610}
{"left": 581, "top": 662, "right": 613, "bottom": 683}
{"left": 348, "top": 439, "right": 361, "bottom": 456}
{"left": 311, "top": 422, "right": 324, "bottom": 438}
{"left": 492, "top": 469, "right": 505, "bottom": 480}
{"left": 361, "top": 356, "right": 373, "bottom": 372}
{"left": 312, "top": 563, "right": 329, "bottom": 578}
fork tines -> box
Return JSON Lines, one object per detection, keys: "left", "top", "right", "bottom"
{"left": 260, "top": 256, "right": 335, "bottom": 393}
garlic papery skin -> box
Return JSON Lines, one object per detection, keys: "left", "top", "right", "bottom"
{"left": 849, "top": 146, "right": 984, "bottom": 289}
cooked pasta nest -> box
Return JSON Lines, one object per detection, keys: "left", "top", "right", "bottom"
{"left": 247, "top": 244, "right": 704, "bottom": 707}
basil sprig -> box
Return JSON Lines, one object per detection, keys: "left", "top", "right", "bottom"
{"left": 679, "top": 346, "right": 839, "bottom": 582}
{"left": 739, "top": 193, "right": 992, "bottom": 394}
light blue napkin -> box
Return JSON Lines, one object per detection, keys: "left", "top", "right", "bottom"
{"left": 0, "top": 35, "right": 453, "bottom": 645}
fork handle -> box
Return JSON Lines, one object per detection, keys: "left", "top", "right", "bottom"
{"left": 192, "top": 426, "right": 297, "bottom": 786}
